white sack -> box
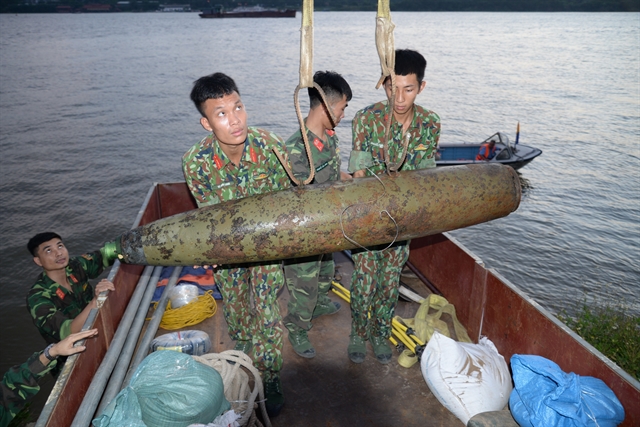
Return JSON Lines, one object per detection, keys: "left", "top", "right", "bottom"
{"left": 421, "top": 331, "right": 512, "bottom": 425}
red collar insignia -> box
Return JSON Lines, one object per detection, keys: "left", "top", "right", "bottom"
{"left": 56, "top": 288, "right": 65, "bottom": 300}
{"left": 250, "top": 147, "right": 258, "bottom": 163}
{"left": 326, "top": 129, "right": 335, "bottom": 137}
{"left": 213, "top": 154, "right": 223, "bottom": 170}
{"left": 313, "top": 138, "right": 324, "bottom": 152}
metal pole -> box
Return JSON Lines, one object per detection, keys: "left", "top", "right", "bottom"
{"left": 96, "top": 265, "right": 163, "bottom": 414}
{"left": 70, "top": 265, "right": 155, "bottom": 427}
{"left": 122, "top": 266, "right": 183, "bottom": 385}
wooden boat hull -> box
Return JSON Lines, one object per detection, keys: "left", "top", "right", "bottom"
{"left": 37, "top": 182, "right": 639, "bottom": 427}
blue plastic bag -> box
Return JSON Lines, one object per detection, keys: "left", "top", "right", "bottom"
{"left": 509, "top": 354, "right": 624, "bottom": 427}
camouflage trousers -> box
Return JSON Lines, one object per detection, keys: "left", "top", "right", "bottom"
{"left": 214, "top": 262, "right": 284, "bottom": 379}
{"left": 282, "top": 253, "right": 335, "bottom": 331}
{"left": 350, "top": 242, "right": 409, "bottom": 338}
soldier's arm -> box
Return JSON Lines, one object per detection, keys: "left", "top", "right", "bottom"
{"left": 268, "top": 132, "right": 293, "bottom": 190}
{"left": 348, "top": 112, "right": 374, "bottom": 177}
{"left": 75, "top": 251, "right": 106, "bottom": 279}
{"left": 69, "top": 279, "right": 115, "bottom": 335}
{"left": 183, "top": 153, "right": 212, "bottom": 208}
{"left": 284, "top": 133, "right": 311, "bottom": 183}
{"left": 1, "top": 353, "right": 52, "bottom": 423}
{"left": 27, "top": 290, "right": 70, "bottom": 343}
{"left": 0, "top": 329, "right": 98, "bottom": 424}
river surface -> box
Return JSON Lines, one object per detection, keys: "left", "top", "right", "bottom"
{"left": 0, "top": 11, "right": 638, "bottom": 414}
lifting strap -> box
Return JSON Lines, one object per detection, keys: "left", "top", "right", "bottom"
{"left": 375, "top": 0, "right": 409, "bottom": 173}
{"left": 274, "top": 0, "right": 337, "bottom": 186}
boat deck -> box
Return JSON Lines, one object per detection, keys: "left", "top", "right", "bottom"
{"left": 158, "top": 251, "right": 464, "bottom": 426}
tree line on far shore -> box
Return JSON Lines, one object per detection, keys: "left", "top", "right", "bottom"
{"left": 1, "top": 0, "right": 638, "bottom": 14}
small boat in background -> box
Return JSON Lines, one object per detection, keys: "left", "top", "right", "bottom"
{"left": 199, "top": 5, "right": 296, "bottom": 18}
{"left": 437, "top": 131, "right": 542, "bottom": 170}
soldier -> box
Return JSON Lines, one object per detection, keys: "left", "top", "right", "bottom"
{"left": 26, "top": 232, "right": 117, "bottom": 345}
{"left": 182, "top": 73, "right": 290, "bottom": 417}
{"left": 282, "top": 71, "right": 352, "bottom": 358}
{"left": 347, "top": 49, "right": 441, "bottom": 364}
{"left": 1, "top": 329, "right": 98, "bottom": 426}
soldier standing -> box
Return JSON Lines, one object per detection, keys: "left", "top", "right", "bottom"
{"left": 282, "top": 71, "right": 353, "bottom": 358}
{"left": 347, "top": 49, "right": 441, "bottom": 365}
{"left": 182, "top": 73, "right": 290, "bottom": 417}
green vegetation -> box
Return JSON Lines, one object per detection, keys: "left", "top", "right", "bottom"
{"left": 559, "top": 299, "right": 640, "bottom": 381}
{"left": 1, "top": 0, "right": 639, "bottom": 14}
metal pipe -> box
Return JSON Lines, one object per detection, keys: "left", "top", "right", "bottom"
{"left": 116, "top": 164, "right": 521, "bottom": 266}
{"left": 96, "top": 265, "right": 164, "bottom": 414}
{"left": 405, "top": 261, "right": 442, "bottom": 296}
{"left": 122, "top": 266, "right": 183, "bottom": 385}
{"left": 70, "top": 265, "right": 155, "bottom": 427}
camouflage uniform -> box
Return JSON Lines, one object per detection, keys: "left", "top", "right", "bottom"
{"left": 182, "top": 127, "right": 290, "bottom": 380}
{"left": 282, "top": 127, "right": 341, "bottom": 331}
{"left": 26, "top": 251, "right": 106, "bottom": 344}
{"left": 348, "top": 101, "right": 440, "bottom": 339}
{"left": 1, "top": 352, "right": 57, "bottom": 426}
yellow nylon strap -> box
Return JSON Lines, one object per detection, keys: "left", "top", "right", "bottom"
{"left": 299, "top": 0, "right": 314, "bottom": 88}
{"left": 273, "top": 0, "right": 316, "bottom": 186}
{"left": 375, "top": 0, "right": 395, "bottom": 89}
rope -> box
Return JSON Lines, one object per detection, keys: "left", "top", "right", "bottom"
{"left": 193, "top": 351, "right": 271, "bottom": 427}
{"left": 150, "top": 290, "right": 217, "bottom": 331}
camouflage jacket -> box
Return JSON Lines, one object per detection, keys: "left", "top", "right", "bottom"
{"left": 348, "top": 101, "right": 441, "bottom": 176}
{"left": 0, "top": 352, "right": 57, "bottom": 426}
{"left": 182, "top": 127, "right": 291, "bottom": 207}
{"left": 285, "top": 125, "right": 341, "bottom": 184}
{"left": 26, "top": 251, "right": 105, "bottom": 344}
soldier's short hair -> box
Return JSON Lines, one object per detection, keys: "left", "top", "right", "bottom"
{"left": 28, "top": 232, "right": 62, "bottom": 256}
{"left": 308, "top": 71, "right": 353, "bottom": 109}
{"left": 190, "top": 73, "right": 240, "bottom": 117}
{"left": 394, "top": 49, "right": 427, "bottom": 84}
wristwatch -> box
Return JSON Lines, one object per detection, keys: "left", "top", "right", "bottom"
{"left": 44, "top": 344, "right": 58, "bottom": 362}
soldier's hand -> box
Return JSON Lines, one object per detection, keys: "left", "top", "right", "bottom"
{"left": 50, "top": 329, "right": 99, "bottom": 358}
{"left": 340, "top": 171, "right": 353, "bottom": 180}
{"left": 94, "top": 279, "right": 115, "bottom": 299}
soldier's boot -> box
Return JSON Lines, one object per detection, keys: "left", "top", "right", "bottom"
{"left": 369, "top": 334, "right": 392, "bottom": 364}
{"left": 233, "top": 340, "right": 252, "bottom": 355}
{"left": 312, "top": 294, "right": 341, "bottom": 319}
{"left": 286, "top": 323, "right": 316, "bottom": 358}
{"left": 347, "top": 327, "right": 367, "bottom": 364}
{"left": 264, "top": 374, "right": 285, "bottom": 417}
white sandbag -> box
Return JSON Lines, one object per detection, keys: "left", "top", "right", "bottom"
{"left": 421, "top": 331, "right": 512, "bottom": 425}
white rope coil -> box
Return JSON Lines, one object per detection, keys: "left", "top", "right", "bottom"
{"left": 193, "top": 351, "right": 271, "bottom": 427}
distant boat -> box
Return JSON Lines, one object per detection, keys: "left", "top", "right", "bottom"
{"left": 199, "top": 5, "right": 296, "bottom": 18}
{"left": 436, "top": 132, "right": 542, "bottom": 170}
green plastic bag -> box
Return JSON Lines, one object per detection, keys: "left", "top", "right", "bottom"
{"left": 93, "top": 351, "right": 230, "bottom": 427}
